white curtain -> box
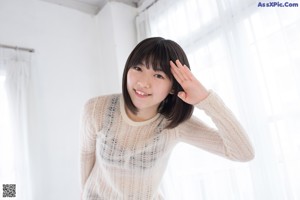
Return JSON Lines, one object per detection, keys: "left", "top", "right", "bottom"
{"left": 0, "top": 47, "right": 32, "bottom": 199}
{"left": 137, "top": 0, "right": 300, "bottom": 199}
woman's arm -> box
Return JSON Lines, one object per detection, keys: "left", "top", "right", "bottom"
{"left": 177, "top": 91, "right": 254, "bottom": 162}
{"left": 79, "top": 98, "right": 98, "bottom": 189}
{"left": 170, "top": 59, "right": 254, "bottom": 161}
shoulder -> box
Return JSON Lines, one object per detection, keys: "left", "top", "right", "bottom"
{"left": 81, "top": 94, "right": 121, "bottom": 130}
{"left": 83, "top": 93, "right": 121, "bottom": 115}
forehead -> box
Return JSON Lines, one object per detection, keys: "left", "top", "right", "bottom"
{"left": 138, "top": 61, "right": 164, "bottom": 71}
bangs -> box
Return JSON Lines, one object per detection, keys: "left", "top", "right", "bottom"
{"left": 129, "top": 39, "right": 182, "bottom": 80}
{"left": 143, "top": 52, "right": 172, "bottom": 79}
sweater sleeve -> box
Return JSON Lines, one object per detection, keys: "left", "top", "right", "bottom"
{"left": 176, "top": 90, "right": 255, "bottom": 162}
{"left": 79, "top": 97, "right": 102, "bottom": 189}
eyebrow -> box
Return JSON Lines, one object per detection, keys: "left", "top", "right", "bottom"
{"left": 153, "top": 66, "right": 164, "bottom": 72}
{"left": 136, "top": 61, "right": 163, "bottom": 71}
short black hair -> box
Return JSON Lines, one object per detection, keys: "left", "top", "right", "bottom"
{"left": 122, "top": 37, "right": 194, "bottom": 129}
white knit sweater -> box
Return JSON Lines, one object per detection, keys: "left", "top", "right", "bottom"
{"left": 80, "top": 91, "right": 254, "bottom": 200}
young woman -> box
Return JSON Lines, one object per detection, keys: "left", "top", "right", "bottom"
{"left": 80, "top": 37, "right": 254, "bottom": 199}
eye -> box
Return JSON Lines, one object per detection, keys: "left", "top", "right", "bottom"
{"left": 154, "top": 74, "right": 165, "bottom": 79}
{"left": 132, "top": 66, "right": 142, "bottom": 71}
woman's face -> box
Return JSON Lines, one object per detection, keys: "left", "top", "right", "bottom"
{"left": 126, "top": 62, "right": 173, "bottom": 113}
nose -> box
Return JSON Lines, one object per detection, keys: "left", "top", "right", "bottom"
{"left": 137, "top": 79, "right": 150, "bottom": 89}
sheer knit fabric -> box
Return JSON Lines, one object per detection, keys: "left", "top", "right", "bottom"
{"left": 80, "top": 91, "right": 254, "bottom": 200}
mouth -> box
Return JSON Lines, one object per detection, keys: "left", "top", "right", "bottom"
{"left": 134, "top": 89, "right": 151, "bottom": 97}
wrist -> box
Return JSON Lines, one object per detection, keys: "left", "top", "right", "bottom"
{"left": 195, "top": 89, "right": 209, "bottom": 105}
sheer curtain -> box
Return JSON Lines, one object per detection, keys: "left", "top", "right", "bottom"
{"left": 137, "top": 0, "right": 300, "bottom": 199}
{"left": 0, "top": 47, "right": 32, "bottom": 199}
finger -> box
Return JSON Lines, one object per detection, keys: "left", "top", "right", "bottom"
{"left": 175, "top": 60, "right": 190, "bottom": 81}
{"left": 177, "top": 91, "right": 187, "bottom": 101}
{"left": 175, "top": 60, "right": 194, "bottom": 81}
{"left": 175, "top": 60, "right": 195, "bottom": 81}
{"left": 170, "top": 60, "right": 185, "bottom": 83}
{"left": 171, "top": 60, "right": 191, "bottom": 84}
{"left": 182, "top": 65, "right": 194, "bottom": 80}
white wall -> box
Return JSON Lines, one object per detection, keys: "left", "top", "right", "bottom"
{"left": 95, "top": 2, "right": 137, "bottom": 93}
{"left": 0, "top": 0, "right": 137, "bottom": 199}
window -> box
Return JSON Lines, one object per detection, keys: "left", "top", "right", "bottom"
{"left": 137, "top": 0, "right": 300, "bottom": 199}
{"left": 0, "top": 48, "right": 32, "bottom": 199}
{"left": 0, "top": 74, "right": 15, "bottom": 183}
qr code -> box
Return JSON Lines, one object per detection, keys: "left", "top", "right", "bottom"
{"left": 2, "top": 184, "right": 16, "bottom": 198}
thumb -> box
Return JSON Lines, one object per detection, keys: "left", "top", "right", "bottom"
{"left": 177, "top": 91, "right": 187, "bottom": 101}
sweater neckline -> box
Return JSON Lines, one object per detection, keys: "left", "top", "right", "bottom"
{"left": 120, "top": 95, "right": 161, "bottom": 126}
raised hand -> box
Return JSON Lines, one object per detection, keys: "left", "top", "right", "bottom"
{"left": 170, "top": 60, "right": 209, "bottom": 105}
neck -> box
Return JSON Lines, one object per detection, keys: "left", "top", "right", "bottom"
{"left": 125, "top": 106, "right": 158, "bottom": 122}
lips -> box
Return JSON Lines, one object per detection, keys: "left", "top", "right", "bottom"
{"left": 134, "top": 89, "right": 151, "bottom": 97}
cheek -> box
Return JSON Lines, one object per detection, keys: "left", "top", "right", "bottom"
{"left": 155, "top": 81, "right": 173, "bottom": 95}
{"left": 126, "top": 71, "right": 135, "bottom": 87}
{"left": 165, "top": 79, "right": 173, "bottom": 91}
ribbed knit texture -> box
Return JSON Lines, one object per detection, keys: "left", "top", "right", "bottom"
{"left": 80, "top": 91, "right": 254, "bottom": 200}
